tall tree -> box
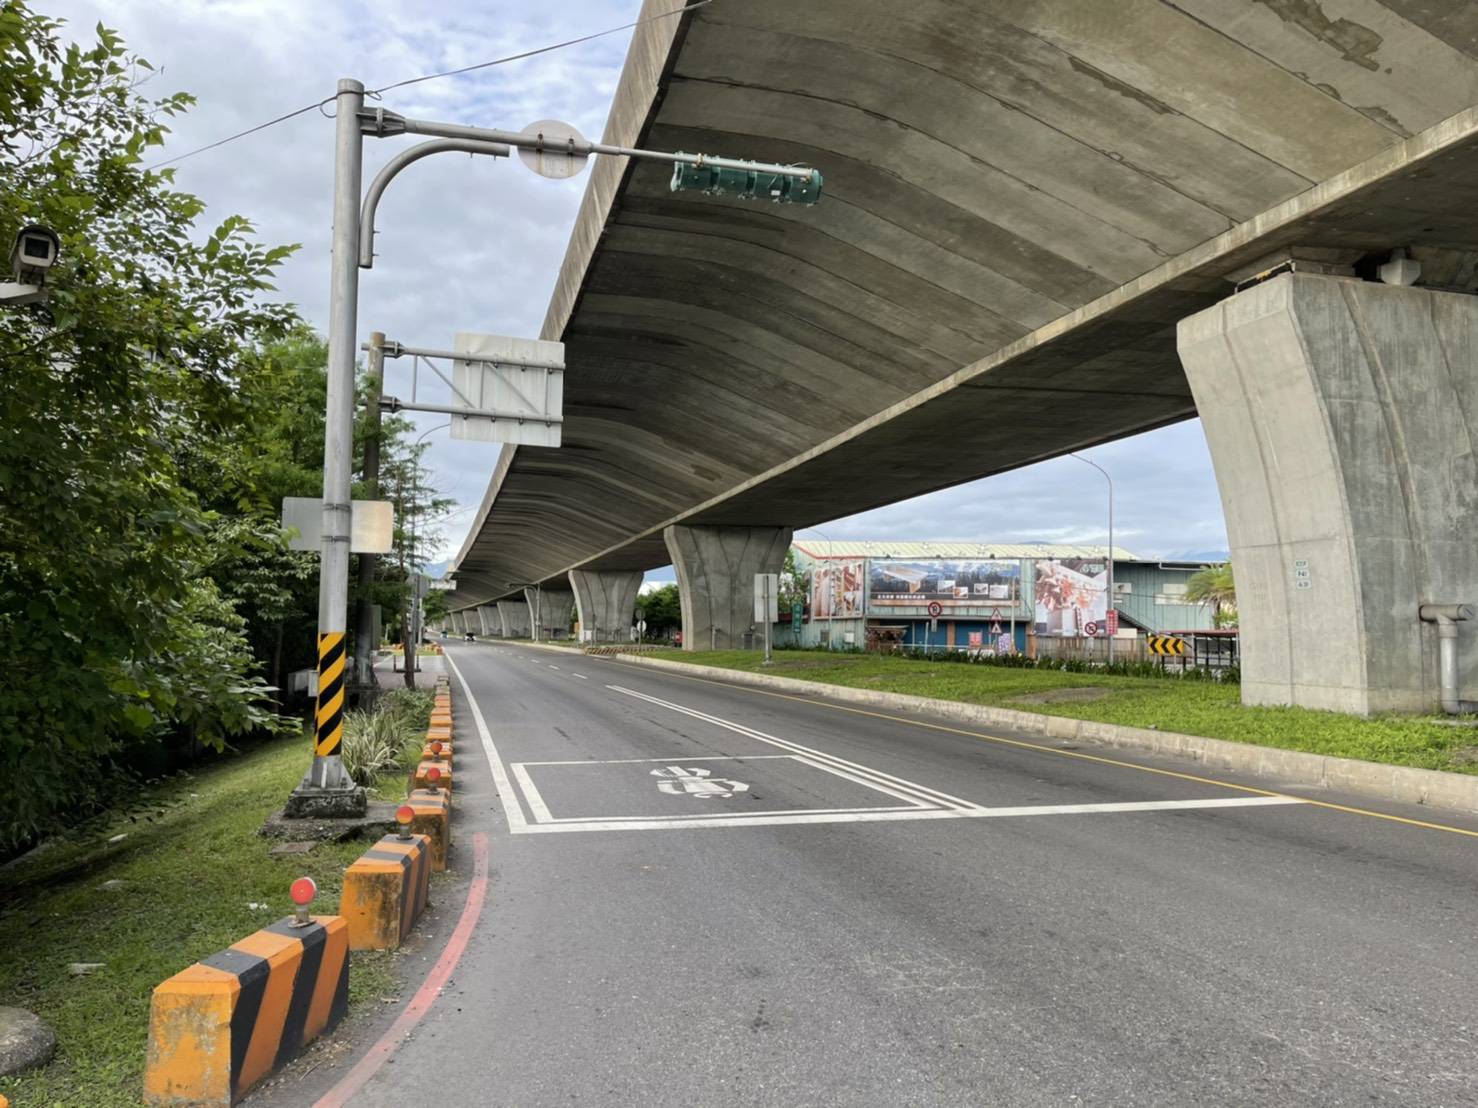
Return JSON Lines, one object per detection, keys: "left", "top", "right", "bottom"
{"left": 0, "top": 4, "right": 297, "bottom": 845}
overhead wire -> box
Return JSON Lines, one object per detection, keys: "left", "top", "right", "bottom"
{"left": 147, "top": 0, "right": 713, "bottom": 171}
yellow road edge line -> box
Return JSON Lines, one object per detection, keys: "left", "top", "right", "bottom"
{"left": 612, "top": 659, "right": 1478, "bottom": 840}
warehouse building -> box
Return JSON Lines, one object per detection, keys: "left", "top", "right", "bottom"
{"left": 787, "top": 541, "right": 1219, "bottom": 655}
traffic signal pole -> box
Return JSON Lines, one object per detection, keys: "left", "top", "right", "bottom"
{"left": 291, "top": 78, "right": 366, "bottom": 813}
{"left": 286, "top": 76, "right": 821, "bottom": 818}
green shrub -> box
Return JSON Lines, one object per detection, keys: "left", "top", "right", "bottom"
{"left": 340, "top": 711, "right": 413, "bottom": 786}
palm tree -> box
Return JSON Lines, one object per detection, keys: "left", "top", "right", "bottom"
{"left": 1185, "top": 562, "right": 1237, "bottom": 627}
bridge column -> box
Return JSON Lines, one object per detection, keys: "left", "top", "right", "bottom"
{"left": 476, "top": 606, "right": 498, "bottom": 637}
{"left": 449, "top": 611, "right": 466, "bottom": 635}
{"left": 663, "top": 525, "right": 792, "bottom": 652}
{"left": 525, "top": 588, "right": 575, "bottom": 640}
{"left": 497, "top": 599, "right": 531, "bottom": 639}
{"left": 1178, "top": 272, "right": 1478, "bottom": 714}
{"left": 568, "top": 570, "right": 644, "bottom": 643}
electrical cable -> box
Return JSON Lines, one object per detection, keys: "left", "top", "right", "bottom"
{"left": 147, "top": 0, "right": 712, "bottom": 171}
{"left": 369, "top": 0, "right": 710, "bottom": 97}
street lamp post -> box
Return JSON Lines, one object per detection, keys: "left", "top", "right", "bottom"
{"left": 1069, "top": 453, "right": 1115, "bottom": 665}
{"left": 294, "top": 76, "right": 823, "bottom": 813}
{"left": 289, "top": 80, "right": 369, "bottom": 814}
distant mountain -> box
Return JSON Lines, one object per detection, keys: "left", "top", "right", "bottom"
{"left": 419, "top": 560, "right": 451, "bottom": 579}
{"left": 1163, "top": 550, "right": 1229, "bottom": 564}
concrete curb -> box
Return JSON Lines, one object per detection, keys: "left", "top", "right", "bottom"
{"left": 144, "top": 916, "right": 350, "bottom": 1106}
{"left": 602, "top": 652, "right": 1478, "bottom": 817}
{"left": 405, "top": 788, "right": 451, "bottom": 872}
{"left": 339, "top": 833, "right": 433, "bottom": 951}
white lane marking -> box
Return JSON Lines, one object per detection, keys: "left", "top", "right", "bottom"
{"left": 651, "top": 765, "right": 748, "bottom": 798}
{"left": 448, "top": 647, "right": 1308, "bottom": 836}
{"left": 524, "top": 754, "right": 795, "bottom": 766}
{"left": 549, "top": 665, "right": 560, "bottom": 670}
{"left": 608, "top": 685, "right": 981, "bottom": 811}
{"left": 573, "top": 673, "right": 589, "bottom": 680}
{"left": 512, "top": 795, "right": 1303, "bottom": 835}
{"left": 509, "top": 750, "right": 930, "bottom": 823}
{"left": 443, "top": 649, "right": 530, "bottom": 833}
{"left": 510, "top": 764, "right": 556, "bottom": 823}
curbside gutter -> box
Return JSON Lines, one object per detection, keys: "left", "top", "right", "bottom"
{"left": 601, "top": 652, "right": 1478, "bottom": 817}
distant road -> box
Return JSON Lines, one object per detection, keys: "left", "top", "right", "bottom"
{"left": 276, "top": 641, "right": 1478, "bottom": 1107}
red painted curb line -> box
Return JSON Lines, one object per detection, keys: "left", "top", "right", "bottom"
{"left": 313, "top": 831, "right": 490, "bottom": 1108}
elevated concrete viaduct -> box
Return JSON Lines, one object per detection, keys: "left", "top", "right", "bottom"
{"left": 450, "top": 0, "right": 1478, "bottom": 713}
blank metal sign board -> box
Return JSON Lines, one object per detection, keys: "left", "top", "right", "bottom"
{"left": 281, "top": 497, "right": 394, "bottom": 554}
{"left": 452, "top": 331, "right": 564, "bottom": 447}
{"left": 753, "top": 573, "right": 779, "bottom": 623}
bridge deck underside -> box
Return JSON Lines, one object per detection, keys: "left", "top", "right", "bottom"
{"left": 453, "top": 0, "right": 1478, "bottom": 608}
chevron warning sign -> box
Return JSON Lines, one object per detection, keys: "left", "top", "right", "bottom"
{"left": 1147, "top": 634, "right": 1189, "bottom": 657}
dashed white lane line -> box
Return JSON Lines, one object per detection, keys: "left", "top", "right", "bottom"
{"left": 549, "top": 665, "right": 560, "bottom": 670}
{"left": 573, "top": 673, "right": 589, "bottom": 680}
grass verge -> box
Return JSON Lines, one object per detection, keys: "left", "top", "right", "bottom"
{"left": 664, "top": 649, "right": 1478, "bottom": 775}
{"left": 0, "top": 735, "right": 399, "bottom": 1108}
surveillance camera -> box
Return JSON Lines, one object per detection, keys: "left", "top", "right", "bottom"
{"left": 11, "top": 225, "right": 60, "bottom": 284}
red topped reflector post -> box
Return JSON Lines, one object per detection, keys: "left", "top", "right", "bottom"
{"left": 425, "top": 766, "right": 441, "bottom": 792}
{"left": 290, "top": 876, "right": 317, "bottom": 927}
{"left": 429, "top": 740, "right": 443, "bottom": 757}
{"left": 395, "top": 803, "right": 415, "bottom": 839}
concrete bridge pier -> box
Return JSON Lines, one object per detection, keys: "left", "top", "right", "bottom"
{"left": 568, "top": 570, "right": 644, "bottom": 643}
{"left": 497, "top": 599, "right": 531, "bottom": 640}
{"left": 664, "top": 525, "right": 792, "bottom": 652}
{"left": 1179, "top": 271, "right": 1478, "bottom": 715}
{"left": 450, "top": 611, "right": 467, "bottom": 635}
{"left": 476, "top": 606, "right": 499, "bottom": 637}
{"left": 526, "top": 588, "right": 575, "bottom": 640}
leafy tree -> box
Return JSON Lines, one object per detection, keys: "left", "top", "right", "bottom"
{"left": 0, "top": 4, "right": 298, "bottom": 845}
{"left": 777, "top": 548, "right": 808, "bottom": 615}
{"left": 639, "top": 583, "right": 682, "bottom": 640}
{"left": 382, "top": 446, "right": 455, "bottom": 686}
{"left": 1186, "top": 562, "right": 1237, "bottom": 628}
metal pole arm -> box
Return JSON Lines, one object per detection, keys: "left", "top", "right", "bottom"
{"left": 377, "top": 340, "right": 564, "bottom": 370}
{"left": 359, "top": 138, "right": 510, "bottom": 268}
{"left": 359, "top": 108, "right": 818, "bottom": 183}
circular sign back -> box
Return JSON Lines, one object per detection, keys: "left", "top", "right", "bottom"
{"left": 518, "top": 119, "right": 589, "bottom": 179}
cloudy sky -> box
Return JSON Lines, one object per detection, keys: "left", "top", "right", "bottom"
{"left": 58, "top": 0, "right": 1228, "bottom": 577}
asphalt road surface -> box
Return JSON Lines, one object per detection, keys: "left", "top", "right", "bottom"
{"left": 271, "top": 641, "right": 1478, "bottom": 1107}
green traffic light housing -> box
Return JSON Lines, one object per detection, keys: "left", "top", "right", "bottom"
{"left": 670, "top": 158, "right": 822, "bottom": 206}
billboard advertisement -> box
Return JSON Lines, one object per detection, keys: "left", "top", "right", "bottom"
{"left": 811, "top": 559, "right": 865, "bottom": 619}
{"left": 1033, "top": 558, "right": 1108, "bottom": 636}
{"left": 868, "top": 559, "right": 1022, "bottom": 608}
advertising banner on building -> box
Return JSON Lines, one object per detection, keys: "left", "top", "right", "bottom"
{"left": 868, "top": 559, "right": 1022, "bottom": 608}
{"left": 1033, "top": 558, "right": 1108, "bottom": 636}
{"left": 811, "top": 559, "right": 865, "bottom": 619}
